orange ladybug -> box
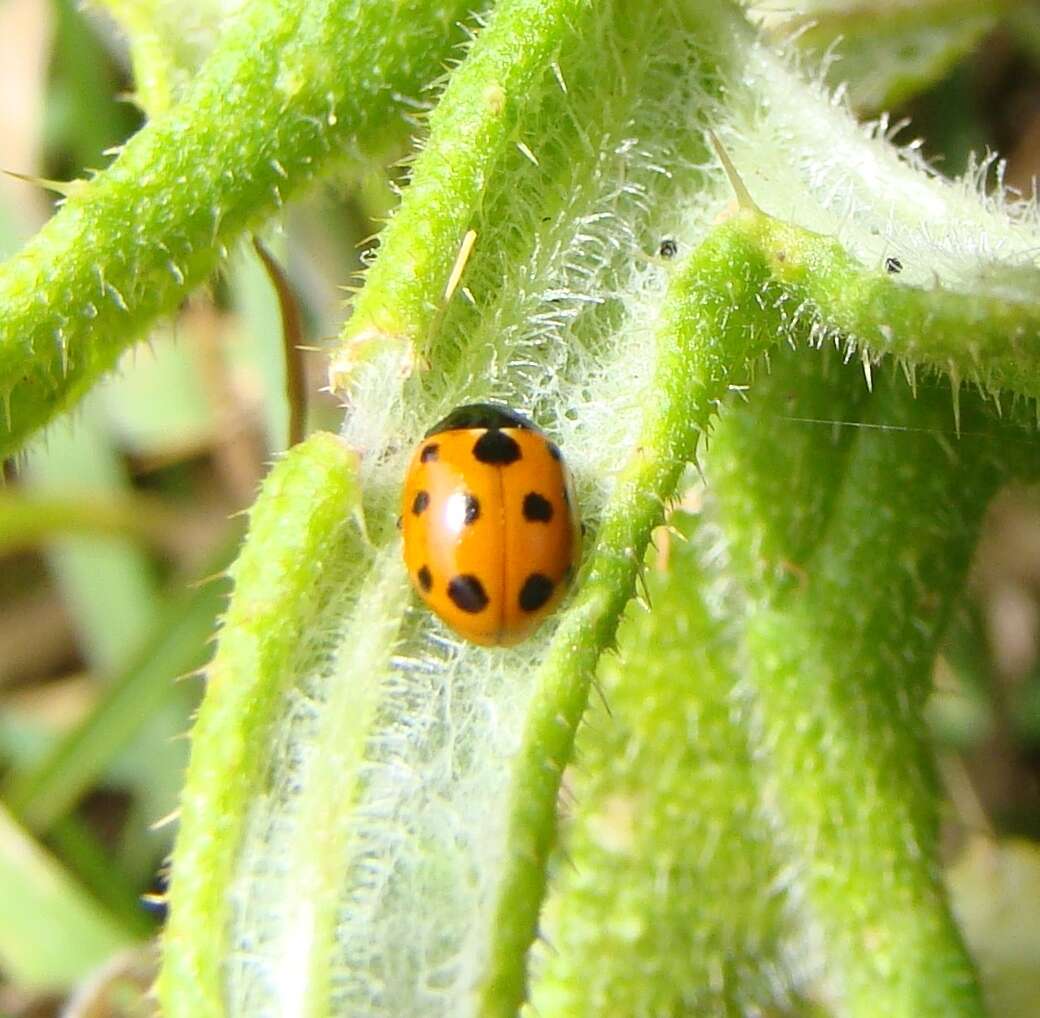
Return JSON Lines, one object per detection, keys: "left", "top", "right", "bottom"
{"left": 401, "top": 403, "right": 581, "bottom": 646}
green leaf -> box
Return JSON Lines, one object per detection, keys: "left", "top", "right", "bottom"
{"left": 530, "top": 513, "right": 792, "bottom": 1015}
{"left": 26, "top": 400, "right": 161, "bottom": 675}
{"left": 99, "top": 325, "right": 218, "bottom": 458}
{"left": 3, "top": 542, "right": 233, "bottom": 833}
{"left": 0, "top": 490, "right": 180, "bottom": 556}
{"left": 716, "top": 371, "right": 1008, "bottom": 1018}
{"left": 149, "top": 0, "right": 1040, "bottom": 1014}
{"left": 0, "top": 802, "right": 135, "bottom": 989}
{"left": 765, "top": 0, "right": 1004, "bottom": 113}
{"left": 950, "top": 838, "right": 1040, "bottom": 1018}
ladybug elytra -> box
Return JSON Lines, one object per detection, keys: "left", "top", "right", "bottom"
{"left": 401, "top": 403, "right": 581, "bottom": 646}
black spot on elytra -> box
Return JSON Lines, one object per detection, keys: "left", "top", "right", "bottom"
{"left": 464, "top": 494, "right": 480, "bottom": 525}
{"left": 523, "top": 492, "right": 553, "bottom": 523}
{"left": 519, "top": 573, "right": 554, "bottom": 613}
{"left": 420, "top": 443, "right": 439, "bottom": 462}
{"left": 546, "top": 441, "right": 561, "bottom": 461}
{"left": 658, "top": 238, "right": 678, "bottom": 258}
{"left": 473, "top": 430, "right": 521, "bottom": 465}
{"left": 412, "top": 490, "right": 430, "bottom": 515}
{"left": 417, "top": 565, "right": 432, "bottom": 592}
{"left": 448, "top": 574, "right": 489, "bottom": 613}
{"left": 885, "top": 256, "right": 903, "bottom": 274}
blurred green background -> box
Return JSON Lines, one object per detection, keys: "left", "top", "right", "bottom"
{"left": 0, "top": 1, "right": 1038, "bottom": 1015}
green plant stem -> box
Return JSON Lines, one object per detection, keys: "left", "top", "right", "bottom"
{"left": 742, "top": 213, "right": 1040, "bottom": 405}
{"left": 93, "top": 0, "right": 182, "bottom": 116}
{"left": 736, "top": 378, "right": 1001, "bottom": 1018}
{"left": 483, "top": 195, "right": 1033, "bottom": 1012}
{"left": 0, "top": 0, "right": 480, "bottom": 459}
{"left": 477, "top": 216, "right": 782, "bottom": 1016}
{"left": 530, "top": 337, "right": 886, "bottom": 1015}
{"left": 330, "top": 0, "right": 601, "bottom": 387}
{"left": 158, "top": 433, "right": 365, "bottom": 1018}
{"left": 530, "top": 514, "right": 792, "bottom": 1016}
{"left": 702, "top": 208, "right": 1029, "bottom": 1017}
{"left": 707, "top": 347, "right": 1010, "bottom": 1018}
{"left": 269, "top": 551, "right": 408, "bottom": 1018}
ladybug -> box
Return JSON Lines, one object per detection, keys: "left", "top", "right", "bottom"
{"left": 401, "top": 403, "right": 581, "bottom": 646}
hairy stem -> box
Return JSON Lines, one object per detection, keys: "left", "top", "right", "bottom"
{"left": 330, "top": 0, "right": 602, "bottom": 389}
{"left": 745, "top": 214, "right": 1040, "bottom": 405}
{"left": 0, "top": 0, "right": 479, "bottom": 458}
{"left": 477, "top": 216, "right": 782, "bottom": 1016}
{"left": 158, "top": 433, "right": 366, "bottom": 1018}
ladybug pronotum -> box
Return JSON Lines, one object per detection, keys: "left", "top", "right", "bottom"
{"left": 401, "top": 403, "right": 581, "bottom": 646}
